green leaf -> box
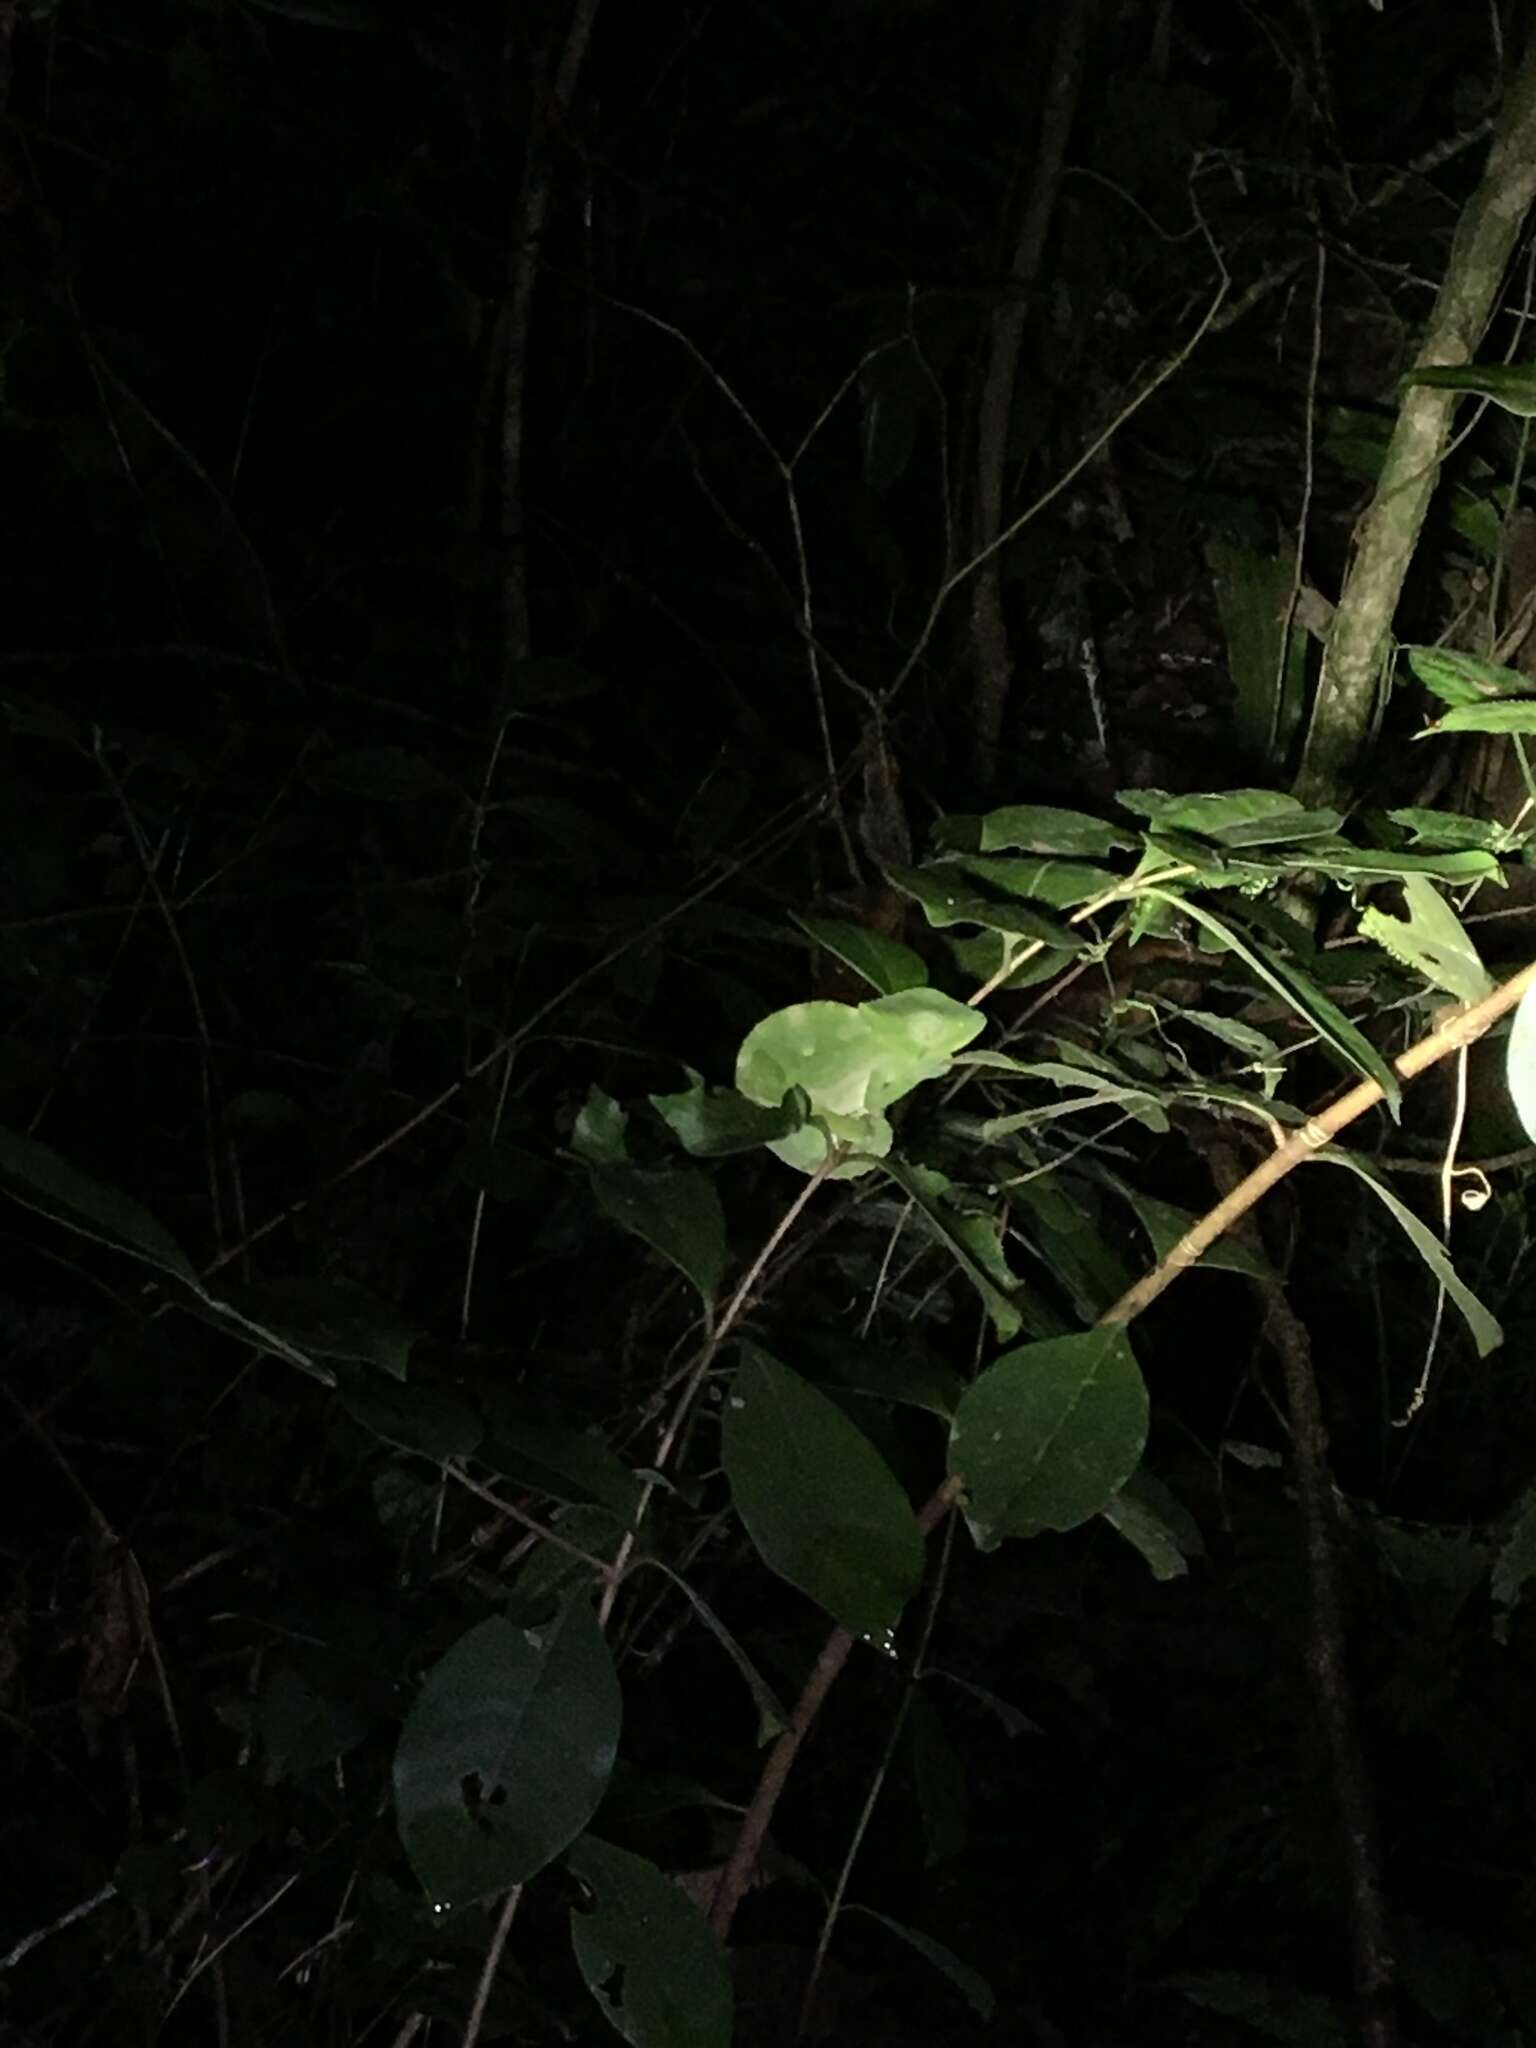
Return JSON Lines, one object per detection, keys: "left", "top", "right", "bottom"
{"left": 790, "top": 913, "right": 928, "bottom": 995}
{"left": 722, "top": 1348, "right": 924, "bottom": 1639}
{"left": 946, "top": 854, "right": 1114, "bottom": 909}
{"left": 948, "top": 1329, "right": 1149, "bottom": 1548}
{"left": 908, "top": 1693, "right": 969, "bottom": 1865}
{"left": 1118, "top": 787, "right": 1341, "bottom": 847}
{"left": 886, "top": 865, "right": 1084, "bottom": 947}
{"left": 215, "top": 1277, "right": 418, "bottom": 1377}
{"left": 482, "top": 1424, "right": 642, "bottom": 1518}
{"left": 1506, "top": 976, "right": 1536, "bottom": 1144}
{"left": 735, "top": 991, "right": 986, "bottom": 1179}
{"left": 592, "top": 1165, "right": 726, "bottom": 1303}
{"left": 1102, "top": 1178, "right": 1272, "bottom": 1279}
{"left": 1101, "top": 1472, "right": 1203, "bottom": 1582}
{"left": 1398, "top": 361, "right": 1536, "bottom": 418}
{"left": 1009, "top": 1178, "right": 1133, "bottom": 1321}
{"left": 394, "top": 1606, "right": 621, "bottom": 1909}
{"left": 805, "top": 1337, "right": 966, "bottom": 1419}
{"left": 568, "top": 1836, "right": 733, "bottom": 2048}
{"left": 650, "top": 1074, "right": 808, "bottom": 1158}
{"left": 574, "top": 1089, "right": 630, "bottom": 1164}
{"left": 339, "top": 1382, "right": 485, "bottom": 1462}
{"left": 1206, "top": 539, "right": 1309, "bottom": 765}
{"left": 512, "top": 1507, "right": 627, "bottom": 1615}
{"left": 934, "top": 805, "right": 1136, "bottom": 857}
{"left": 977, "top": 1065, "right": 1168, "bottom": 1137}
{"left": 880, "top": 1158, "right": 1026, "bottom": 1342}
{"left": 842, "top": 1906, "right": 995, "bottom": 2019}
{"left": 254, "top": 1665, "right": 368, "bottom": 1784}
{"left": 1154, "top": 896, "right": 1401, "bottom": 1113}
{"left": 1422, "top": 700, "right": 1536, "bottom": 737}
{"left": 1313, "top": 1149, "right": 1502, "bottom": 1357}
{"left": 1402, "top": 644, "right": 1536, "bottom": 707}
{"left": 0, "top": 1127, "right": 198, "bottom": 1284}
{"left": 1384, "top": 807, "right": 1516, "bottom": 852}
{"left": 1358, "top": 874, "right": 1493, "bottom": 1004}
{"left": 1279, "top": 841, "right": 1503, "bottom": 884}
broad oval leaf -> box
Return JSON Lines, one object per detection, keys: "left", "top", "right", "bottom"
{"left": 394, "top": 1605, "right": 621, "bottom": 1909}
{"left": 948, "top": 1329, "right": 1149, "bottom": 1549}
{"left": 568, "top": 1835, "right": 733, "bottom": 2048}
{"left": 723, "top": 1348, "right": 923, "bottom": 1639}
{"left": 735, "top": 992, "right": 985, "bottom": 1178}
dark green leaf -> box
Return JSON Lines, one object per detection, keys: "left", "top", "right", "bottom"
{"left": 482, "top": 1424, "right": 642, "bottom": 1518}
{"left": 1156, "top": 897, "right": 1401, "bottom": 1113}
{"left": 886, "top": 865, "right": 1083, "bottom": 947}
{"left": 880, "top": 1158, "right": 1026, "bottom": 1342}
{"left": 790, "top": 913, "right": 928, "bottom": 994}
{"left": 592, "top": 1165, "right": 726, "bottom": 1305}
{"left": 949, "top": 1330, "right": 1149, "bottom": 1548}
{"left": 1398, "top": 361, "right": 1536, "bottom": 418}
{"left": 909, "top": 1693, "right": 969, "bottom": 1865}
{"left": 843, "top": 1906, "right": 994, "bottom": 2019}
{"left": 650, "top": 1075, "right": 809, "bottom": 1157}
{"left": 0, "top": 1126, "right": 197, "bottom": 1284}
{"left": 934, "top": 805, "right": 1135, "bottom": 857}
{"left": 574, "top": 1089, "right": 629, "bottom": 1164}
{"left": 946, "top": 854, "right": 1114, "bottom": 909}
{"left": 1119, "top": 787, "right": 1340, "bottom": 846}
{"left": 723, "top": 1347, "right": 923, "bottom": 1639}
{"left": 568, "top": 1836, "right": 733, "bottom": 2048}
{"left": 394, "top": 1606, "right": 621, "bottom": 1908}
{"left": 340, "top": 1382, "right": 485, "bottom": 1462}
{"left": 216, "top": 1277, "right": 418, "bottom": 1377}
{"left": 1421, "top": 700, "right": 1536, "bottom": 737}
{"left": 1403, "top": 644, "right": 1535, "bottom": 706}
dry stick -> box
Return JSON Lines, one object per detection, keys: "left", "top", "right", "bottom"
{"left": 710, "top": 956, "right": 1536, "bottom": 1945}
